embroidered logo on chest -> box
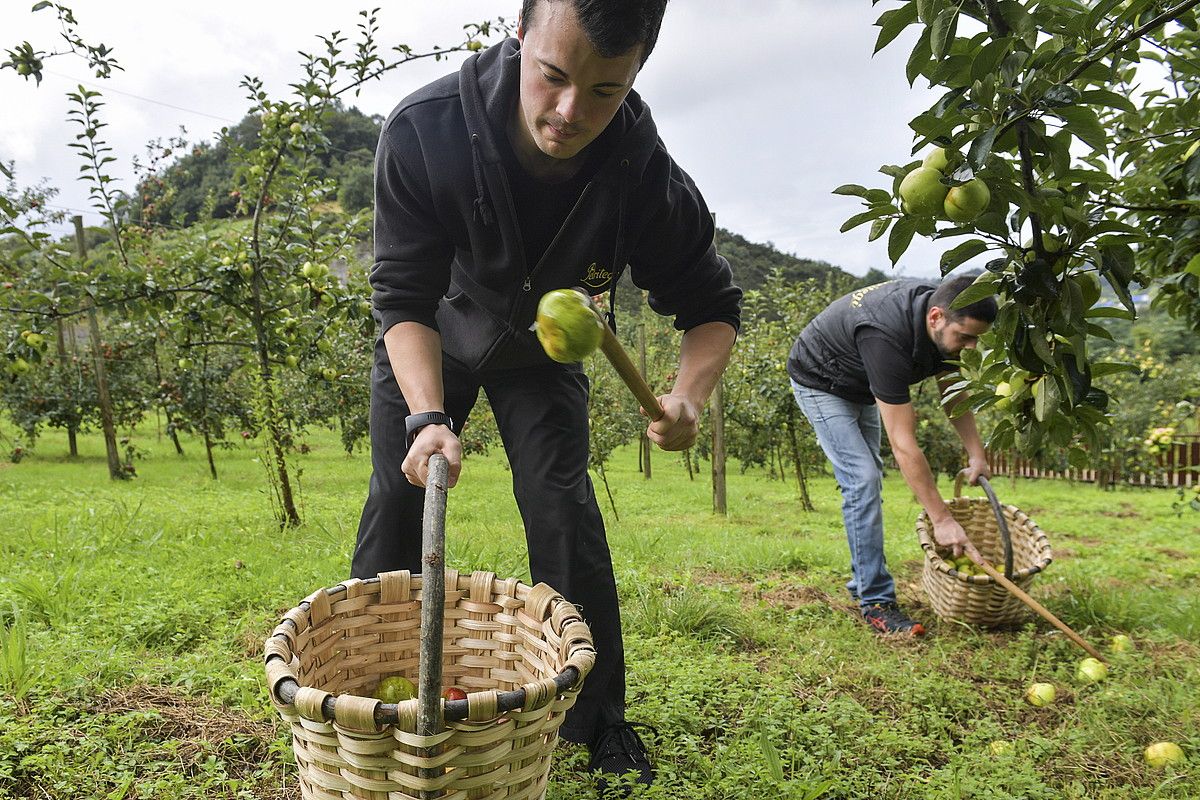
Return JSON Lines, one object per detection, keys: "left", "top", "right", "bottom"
{"left": 580, "top": 262, "right": 613, "bottom": 290}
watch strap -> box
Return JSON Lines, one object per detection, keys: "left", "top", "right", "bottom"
{"left": 405, "top": 411, "right": 454, "bottom": 448}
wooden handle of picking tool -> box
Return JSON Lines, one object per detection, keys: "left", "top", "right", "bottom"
{"left": 598, "top": 323, "right": 665, "bottom": 422}
{"left": 966, "top": 551, "right": 1105, "bottom": 662}
{"left": 418, "top": 453, "right": 449, "bottom": 799}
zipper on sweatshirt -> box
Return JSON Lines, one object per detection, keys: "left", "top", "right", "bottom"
{"left": 518, "top": 181, "right": 594, "bottom": 296}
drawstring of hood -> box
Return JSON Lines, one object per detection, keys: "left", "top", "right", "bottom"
{"left": 470, "top": 133, "right": 494, "bottom": 227}
{"left": 605, "top": 158, "right": 630, "bottom": 334}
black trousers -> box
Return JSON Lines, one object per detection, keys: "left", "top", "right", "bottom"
{"left": 352, "top": 336, "right": 625, "bottom": 743}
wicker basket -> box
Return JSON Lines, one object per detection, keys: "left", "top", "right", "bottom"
{"left": 264, "top": 456, "right": 595, "bottom": 800}
{"left": 917, "top": 473, "right": 1053, "bottom": 627}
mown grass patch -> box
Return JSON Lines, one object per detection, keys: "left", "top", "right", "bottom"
{"left": 0, "top": 422, "right": 1196, "bottom": 798}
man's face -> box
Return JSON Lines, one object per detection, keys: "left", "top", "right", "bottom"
{"left": 928, "top": 306, "right": 990, "bottom": 359}
{"left": 514, "top": 2, "right": 642, "bottom": 164}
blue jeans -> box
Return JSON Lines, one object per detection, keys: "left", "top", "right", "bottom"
{"left": 791, "top": 380, "right": 894, "bottom": 608}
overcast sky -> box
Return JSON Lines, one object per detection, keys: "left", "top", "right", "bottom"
{"left": 1, "top": 1, "right": 957, "bottom": 278}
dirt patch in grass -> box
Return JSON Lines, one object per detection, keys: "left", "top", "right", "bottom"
{"left": 1097, "top": 503, "right": 1143, "bottom": 519}
{"left": 96, "top": 684, "right": 292, "bottom": 796}
{"left": 692, "top": 569, "right": 843, "bottom": 611}
{"left": 1156, "top": 547, "right": 1191, "bottom": 560}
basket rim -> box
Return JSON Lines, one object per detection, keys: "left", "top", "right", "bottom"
{"left": 915, "top": 500, "right": 1053, "bottom": 579}
{"left": 264, "top": 571, "right": 593, "bottom": 727}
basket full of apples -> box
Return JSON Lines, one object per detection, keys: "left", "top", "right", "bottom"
{"left": 917, "top": 472, "right": 1053, "bottom": 627}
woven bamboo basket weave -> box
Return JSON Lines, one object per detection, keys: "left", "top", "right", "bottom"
{"left": 917, "top": 473, "right": 1053, "bottom": 627}
{"left": 264, "top": 456, "right": 595, "bottom": 800}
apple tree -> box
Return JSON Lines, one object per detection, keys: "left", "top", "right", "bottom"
{"left": 841, "top": 0, "right": 1200, "bottom": 472}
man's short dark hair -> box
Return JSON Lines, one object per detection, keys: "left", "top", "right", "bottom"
{"left": 930, "top": 273, "right": 998, "bottom": 324}
{"left": 520, "top": 0, "right": 669, "bottom": 66}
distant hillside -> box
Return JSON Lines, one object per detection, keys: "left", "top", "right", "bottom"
{"left": 717, "top": 228, "right": 888, "bottom": 293}
{"left": 134, "top": 105, "right": 875, "bottom": 291}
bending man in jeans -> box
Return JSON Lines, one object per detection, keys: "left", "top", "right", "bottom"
{"left": 787, "top": 275, "right": 997, "bottom": 635}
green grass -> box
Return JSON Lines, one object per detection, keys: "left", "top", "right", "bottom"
{"left": 0, "top": 424, "right": 1197, "bottom": 799}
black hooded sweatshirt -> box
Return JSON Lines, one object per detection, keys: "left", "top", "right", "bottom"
{"left": 370, "top": 39, "right": 742, "bottom": 371}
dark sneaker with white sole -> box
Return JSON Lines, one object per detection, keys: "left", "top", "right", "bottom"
{"left": 862, "top": 602, "right": 927, "bottom": 636}
{"left": 589, "top": 721, "right": 656, "bottom": 797}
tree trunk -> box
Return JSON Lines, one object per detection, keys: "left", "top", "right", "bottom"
{"left": 204, "top": 430, "right": 218, "bottom": 481}
{"left": 55, "top": 317, "right": 79, "bottom": 457}
{"left": 787, "top": 405, "right": 815, "bottom": 512}
{"left": 152, "top": 340, "right": 186, "bottom": 455}
{"left": 75, "top": 216, "right": 125, "bottom": 480}
{"left": 711, "top": 378, "right": 727, "bottom": 515}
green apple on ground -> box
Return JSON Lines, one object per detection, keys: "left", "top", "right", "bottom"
{"left": 899, "top": 166, "right": 949, "bottom": 217}
{"left": 375, "top": 675, "right": 417, "bottom": 703}
{"left": 1076, "top": 657, "right": 1108, "bottom": 684}
{"left": 535, "top": 289, "right": 604, "bottom": 363}
{"left": 1144, "top": 741, "right": 1185, "bottom": 768}
{"left": 1110, "top": 634, "right": 1134, "bottom": 653}
{"left": 1025, "top": 682, "right": 1056, "bottom": 707}
{"left": 943, "top": 178, "right": 991, "bottom": 223}
{"left": 988, "top": 740, "right": 1013, "bottom": 756}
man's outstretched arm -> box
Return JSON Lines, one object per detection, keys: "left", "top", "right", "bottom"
{"left": 646, "top": 320, "right": 736, "bottom": 452}
{"left": 938, "top": 376, "right": 991, "bottom": 485}
{"left": 384, "top": 321, "right": 462, "bottom": 488}
{"left": 877, "top": 400, "right": 976, "bottom": 558}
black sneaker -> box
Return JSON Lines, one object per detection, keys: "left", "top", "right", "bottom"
{"left": 862, "top": 603, "right": 927, "bottom": 637}
{"left": 588, "top": 721, "right": 656, "bottom": 797}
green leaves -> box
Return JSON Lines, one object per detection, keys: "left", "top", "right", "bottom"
{"left": 889, "top": 216, "right": 917, "bottom": 265}
{"left": 950, "top": 270, "right": 1001, "bottom": 308}
{"left": 840, "top": 206, "right": 894, "bottom": 234}
{"left": 930, "top": 7, "right": 959, "bottom": 60}
{"left": 1032, "top": 374, "right": 1059, "bottom": 422}
{"left": 874, "top": 2, "right": 919, "bottom": 54}
{"left": 939, "top": 239, "right": 989, "bottom": 274}
{"left": 1053, "top": 106, "right": 1108, "bottom": 154}
{"left": 967, "top": 125, "right": 998, "bottom": 171}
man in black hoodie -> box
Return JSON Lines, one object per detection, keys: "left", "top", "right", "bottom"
{"left": 353, "top": 0, "right": 742, "bottom": 792}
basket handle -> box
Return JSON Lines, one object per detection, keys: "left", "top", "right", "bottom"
{"left": 954, "top": 470, "right": 1013, "bottom": 580}
{"left": 418, "top": 453, "right": 450, "bottom": 738}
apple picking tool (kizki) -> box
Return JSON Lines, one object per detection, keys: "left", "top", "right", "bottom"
{"left": 535, "top": 287, "right": 665, "bottom": 421}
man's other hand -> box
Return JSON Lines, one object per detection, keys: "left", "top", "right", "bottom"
{"left": 932, "top": 514, "right": 970, "bottom": 558}
{"left": 646, "top": 394, "right": 699, "bottom": 451}
{"left": 402, "top": 425, "right": 462, "bottom": 488}
{"left": 964, "top": 456, "right": 991, "bottom": 485}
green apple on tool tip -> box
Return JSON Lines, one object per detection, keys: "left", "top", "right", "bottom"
{"left": 535, "top": 289, "right": 604, "bottom": 363}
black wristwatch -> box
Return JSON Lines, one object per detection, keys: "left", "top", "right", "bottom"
{"left": 405, "top": 411, "right": 454, "bottom": 448}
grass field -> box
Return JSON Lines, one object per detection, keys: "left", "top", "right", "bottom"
{"left": 0, "top": 423, "right": 1197, "bottom": 799}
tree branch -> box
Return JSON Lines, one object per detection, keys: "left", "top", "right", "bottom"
{"left": 1062, "top": 0, "right": 1200, "bottom": 86}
